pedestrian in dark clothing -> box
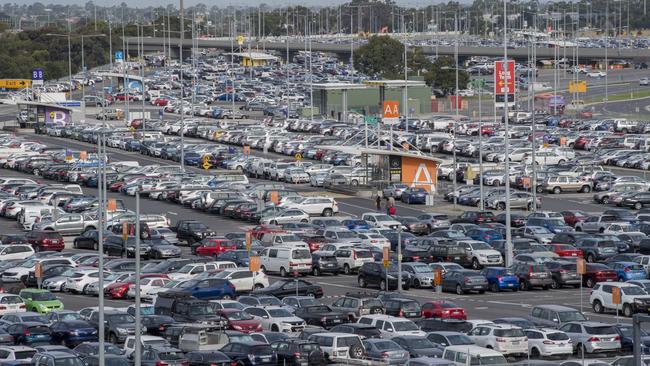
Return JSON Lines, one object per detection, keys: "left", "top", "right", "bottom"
{"left": 375, "top": 196, "right": 382, "bottom": 211}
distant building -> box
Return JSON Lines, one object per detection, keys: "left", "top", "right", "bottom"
{"left": 226, "top": 52, "right": 278, "bottom": 67}
{"left": 0, "top": 12, "right": 11, "bottom": 28}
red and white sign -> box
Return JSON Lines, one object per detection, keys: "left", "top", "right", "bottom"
{"left": 494, "top": 60, "right": 515, "bottom": 95}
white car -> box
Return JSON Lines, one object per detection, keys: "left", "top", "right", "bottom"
{"left": 587, "top": 71, "right": 606, "bottom": 78}
{"left": 0, "top": 245, "right": 34, "bottom": 261}
{"left": 525, "top": 328, "right": 573, "bottom": 357}
{"left": 641, "top": 77, "right": 650, "bottom": 86}
{"left": 467, "top": 324, "right": 528, "bottom": 356}
{"left": 167, "top": 263, "right": 220, "bottom": 282}
{"left": 65, "top": 269, "right": 107, "bottom": 295}
{"left": 2, "top": 258, "right": 76, "bottom": 283}
{"left": 283, "top": 197, "right": 339, "bottom": 217}
{"left": 457, "top": 240, "right": 504, "bottom": 269}
{"left": 123, "top": 335, "right": 169, "bottom": 357}
{"left": 127, "top": 277, "right": 172, "bottom": 300}
{"left": 0, "top": 346, "right": 36, "bottom": 360}
{"left": 361, "top": 213, "right": 403, "bottom": 230}
{"left": 244, "top": 306, "right": 306, "bottom": 333}
{"left": 212, "top": 269, "right": 269, "bottom": 292}
{"left": 357, "top": 233, "right": 391, "bottom": 248}
{"left": 0, "top": 294, "right": 26, "bottom": 315}
{"left": 260, "top": 209, "right": 310, "bottom": 225}
{"left": 589, "top": 281, "right": 650, "bottom": 317}
{"left": 357, "top": 315, "right": 425, "bottom": 339}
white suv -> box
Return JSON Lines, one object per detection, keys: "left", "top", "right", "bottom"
{"left": 524, "top": 328, "right": 573, "bottom": 357}
{"left": 333, "top": 248, "right": 374, "bottom": 275}
{"left": 361, "top": 213, "right": 402, "bottom": 230}
{"left": 244, "top": 306, "right": 305, "bottom": 333}
{"left": 283, "top": 197, "right": 339, "bottom": 217}
{"left": 357, "top": 314, "right": 426, "bottom": 339}
{"left": 309, "top": 332, "right": 365, "bottom": 359}
{"left": 589, "top": 282, "right": 650, "bottom": 317}
{"left": 467, "top": 324, "right": 528, "bottom": 356}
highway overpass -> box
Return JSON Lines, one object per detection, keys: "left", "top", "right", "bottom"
{"left": 127, "top": 36, "right": 650, "bottom": 63}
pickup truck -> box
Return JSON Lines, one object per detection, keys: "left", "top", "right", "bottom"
{"left": 34, "top": 213, "right": 98, "bottom": 235}
{"left": 171, "top": 220, "right": 216, "bottom": 245}
{"left": 96, "top": 108, "right": 120, "bottom": 120}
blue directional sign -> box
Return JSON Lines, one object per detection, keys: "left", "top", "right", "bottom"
{"left": 115, "top": 51, "right": 124, "bottom": 61}
{"left": 32, "top": 68, "right": 44, "bottom": 85}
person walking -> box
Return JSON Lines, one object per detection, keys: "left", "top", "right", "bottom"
{"left": 375, "top": 195, "right": 382, "bottom": 211}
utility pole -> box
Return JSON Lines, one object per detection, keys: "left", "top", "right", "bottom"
{"left": 503, "top": 0, "right": 513, "bottom": 267}
{"left": 179, "top": 0, "right": 185, "bottom": 172}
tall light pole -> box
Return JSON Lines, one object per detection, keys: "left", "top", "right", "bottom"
{"left": 503, "top": 0, "right": 513, "bottom": 267}
{"left": 80, "top": 34, "right": 106, "bottom": 122}
{"left": 179, "top": 0, "right": 185, "bottom": 172}
{"left": 45, "top": 33, "right": 73, "bottom": 93}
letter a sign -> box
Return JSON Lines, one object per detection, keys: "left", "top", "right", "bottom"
{"left": 383, "top": 100, "right": 400, "bottom": 125}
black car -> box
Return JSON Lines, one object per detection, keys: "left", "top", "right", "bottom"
{"left": 392, "top": 335, "right": 443, "bottom": 358}
{"left": 270, "top": 339, "right": 326, "bottom": 366}
{"left": 49, "top": 320, "right": 98, "bottom": 347}
{"left": 293, "top": 305, "right": 348, "bottom": 328}
{"left": 154, "top": 291, "right": 225, "bottom": 325}
{"left": 415, "top": 319, "right": 472, "bottom": 333}
{"left": 84, "top": 355, "right": 129, "bottom": 366}
{"left": 73, "top": 230, "right": 111, "bottom": 250}
{"left": 311, "top": 253, "right": 339, "bottom": 276}
{"left": 103, "top": 235, "right": 151, "bottom": 259}
{"left": 543, "top": 261, "right": 582, "bottom": 289}
{"left": 138, "top": 315, "right": 175, "bottom": 336}
{"left": 219, "top": 342, "right": 276, "bottom": 366}
{"left": 185, "top": 351, "right": 232, "bottom": 366}
{"left": 329, "top": 323, "right": 381, "bottom": 339}
{"left": 251, "top": 279, "right": 323, "bottom": 299}
{"left": 382, "top": 298, "right": 422, "bottom": 318}
{"left": 357, "top": 262, "right": 412, "bottom": 291}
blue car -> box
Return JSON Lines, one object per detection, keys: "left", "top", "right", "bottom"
{"left": 178, "top": 278, "right": 237, "bottom": 300}
{"left": 401, "top": 188, "right": 428, "bottom": 204}
{"left": 342, "top": 219, "right": 370, "bottom": 230}
{"left": 49, "top": 320, "right": 98, "bottom": 347}
{"left": 183, "top": 152, "right": 202, "bottom": 166}
{"left": 466, "top": 228, "right": 503, "bottom": 243}
{"left": 609, "top": 261, "right": 647, "bottom": 281}
{"left": 217, "top": 250, "right": 251, "bottom": 267}
{"left": 479, "top": 267, "right": 519, "bottom": 292}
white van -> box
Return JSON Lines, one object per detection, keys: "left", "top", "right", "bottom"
{"left": 442, "top": 345, "right": 507, "bottom": 366}
{"left": 356, "top": 315, "right": 426, "bottom": 338}
{"left": 259, "top": 247, "right": 312, "bottom": 277}
{"left": 308, "top": 333, "right": 365, "bottom": 359}
{"left": 20, "top": 205, "right": 60, "bottom": 230}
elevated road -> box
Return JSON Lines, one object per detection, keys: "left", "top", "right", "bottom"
{"left": 128, "top": 36, "right": 650, "bottom": 62}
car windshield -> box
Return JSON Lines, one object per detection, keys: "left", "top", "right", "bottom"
{"left": 412, "top": 265, "right": 432, "bottom": 273}
{"left": 585, "top": 326, "right": 616, "bottom": 335}
{"left": 176, "top": 265, "right": 195, "bottom": 274}
{"left": 393, "top": 321, "right": 418, "bottom": 331}
{"left": 189, "top": 304, "right": 214, "bottom": 315}
{"left": 469, "top": 242, "right": 492, "bottom": 250}
{"left": 188, "top": 223, "right": 208, "bottom": 230}
{"left": 59, "top": 312, "right": 81, "bottom": 321}
{"left": 547, "top": 332, "right": 570, "bottom": 341}
{"left": 30, "top": 292, "right": 57, "bottom": 301}
{"left": 405, "top": 338, "right": 433, "bottom": 348}
{"left": 268, "top": 309, "right": 292, "bottom": 318}
{"left": 530, "top": 227, "right": 551, "bottom": 234}
{"left": 622, "top": 287, "right": 647, "bottom": 295}
{"left": 335, "top": 231, "right": 358, "bottom": 239}
{"left": 617, "top": 326, "right": 648, "bottom": 338}
{"left": 298, "top": 298, "right": 321, "bottom": 307}
{"left": 494, "top": 329, "right": 525, "bottom": 337}
{"left": 0, "top": 296, "right": 22, "bottom": 304}
{"left": 558, "top": 311, "right": 587, "bottom": 322}
{"left": 374, "top": 215, "right": 394, "bottom": 222}
{"left": 159, "top": 351, "right": 185, "bottom": 361}
{"left": 372, "top": 340, "right": 401, "bottom": 350}
{"left": 14, "top": 350, "right": 36, "bottom": 359}
{"left": 293, "top": 250, "right": 311, "bottom": 259}
{"left": 143, "top": 339, "right": 168, "bottom": 348}
{"left": 447, "top": 334, "right": 474, "bottom": 345}
{"left": 107, "top": 314, "right": 134, "bottom": 323}
{"left": 226, "top": 311, "right": 254, "bottom": 321}
{"left": 54, "top": 357, "right": 85, "bottom": 366}
{"left": 473, "top": 356, "right": 508, "bottom": 365}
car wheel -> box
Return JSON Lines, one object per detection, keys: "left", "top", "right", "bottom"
{"left": 592, "top": 299, "right": 605, "bottom": 313}
{"left": 587, "top": 254, "right": 595, "bottom": 263}
{"left": 280, "top": 267, "right": 287, "bottom": 277}
{"left": 260, "top": 266, "right": 266, "bottom": 273}
{"left": 581, "top": 185, "right": 591, "bottom": 193}
{"left": 497, "top": 202, "right": 506, "bottom": 210}
{"left": 456, "top": 284, "right": 464, "bottom": 295}
{"left": 490, "top": 282, "right": 499, "bottom": 292}
{"left": 553, "top": 187, "right": 562, "bottom": 194}
{"left": 313, "top": 267, "right": 320, "bottom": 276}
{"left": 322, "top": 208, "right": 333, "bottom": 217}
{"left": 602, "top": 196, "right": 610, "bottom": 204}
{"left": 586, "top": 277, "right": 595, "bottom": 288}
{"left": 551, "top": 278, "right": 560, "bottom": 289}
{"left": 349, "top": 344, "right": 363, "bottom": 359}
{"left": 380, "top": 280, "right": 387, "bottom": 291}
{"left": 530, "top": 347, "right": 541, "bottom": 358}
{"left": 520, "top": 280, "right": 528, "bottom": 291}
{"left": 358, "top": 277, "right": 367, "bottom": 288}
{"left": 271, "top": 220, "right": 278, "bottom": 225}
{"left": 472, "top": 258, "right": 481, "bottom": 270}
{"left": 109, "top": 333, "right": 117, "bottom": 344}
{"left": 82, "top": 284, "right": 89, "bottom": 295}
{"left": 343, "top": 264, "right": 351, "bottom": 275}
{"left": 93, "top": 242, "right": 98, "bottom": 251}
{"left": 221, "top": 294, "right": 232, "bottom": 300}
{"left": 414, "top": 279, "right": 421, "bottom": 289}
{"left": 636, "top": 202, "right": 643, "bottom": 210}
{"left": 623, "top": 303, "right": 634, "bottom": 317}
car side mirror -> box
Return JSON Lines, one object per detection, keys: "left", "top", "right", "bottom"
{"left": 263, "top": 315, "right": 269, "bottom": 319}
{"left": 552, "top": 318, "right": 559, "bottom": 323}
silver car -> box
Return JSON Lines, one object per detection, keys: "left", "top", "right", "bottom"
{"left": 150, "top": 228, "right": 180, "bottom": 245}
{"left": 402, "top": 262, "right": 435, "bottom": 288}
{"left": 362, "top": 339, "right": 409, "bottom": 365}
{"left": 559, "top": 321, "right": 621, "bottom": 354}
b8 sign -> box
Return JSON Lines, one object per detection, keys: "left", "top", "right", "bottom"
{"left": 32, "top": 68, "right": 44, "bottom": 81}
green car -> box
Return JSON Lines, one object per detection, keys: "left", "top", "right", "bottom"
{"left": 18, "top": 289, "right": 63, "bottom": 314}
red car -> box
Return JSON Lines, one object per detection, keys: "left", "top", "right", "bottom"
{"left": 421, "top": 301, "right": 467, "bottom": 320}
{"left": 548, "top": 244, "right": 583, "bottom": 258}
{"left": 583, "top": 263, "right": 618, "bottom": 288}
{"left": 561, "top": 210, "right": 588, "bottom": 227}
{"left": 298, "top": 234, "right": 326, "bottom": 252}
{"left": 105, "top": 274, "right": 168, "bottom": 299}
{"left": 152, "top": 98, "right": 169, "bottom": 106}
{"left": 25, "top": 231, "right": 65, "bottom": 252}
{"left": 195, "top": 238, "right": 237, "bottom": 257}
{"left": 250, "top": 225, "right": 285, "bottom": 240}
{"left": 217, "top": 309, "right": 263, "bottom": 333}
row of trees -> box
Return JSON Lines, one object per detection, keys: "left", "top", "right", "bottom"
{"left": 353, "top": 36, "right": 469, "bottom": 94}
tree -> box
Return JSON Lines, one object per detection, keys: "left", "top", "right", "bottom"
{"left": 353, "top": 35, "right": 406, "bottom": 79}
{"left": 424, "top": 56, "right": 470, "bottom": 94}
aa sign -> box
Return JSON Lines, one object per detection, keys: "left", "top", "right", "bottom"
{"left": 383, "top": 101, "right": 400, "bottom": 118}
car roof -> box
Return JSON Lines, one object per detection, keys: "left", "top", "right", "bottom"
{"left": 533, "top": 305, "right": 579, "bottom": 312}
